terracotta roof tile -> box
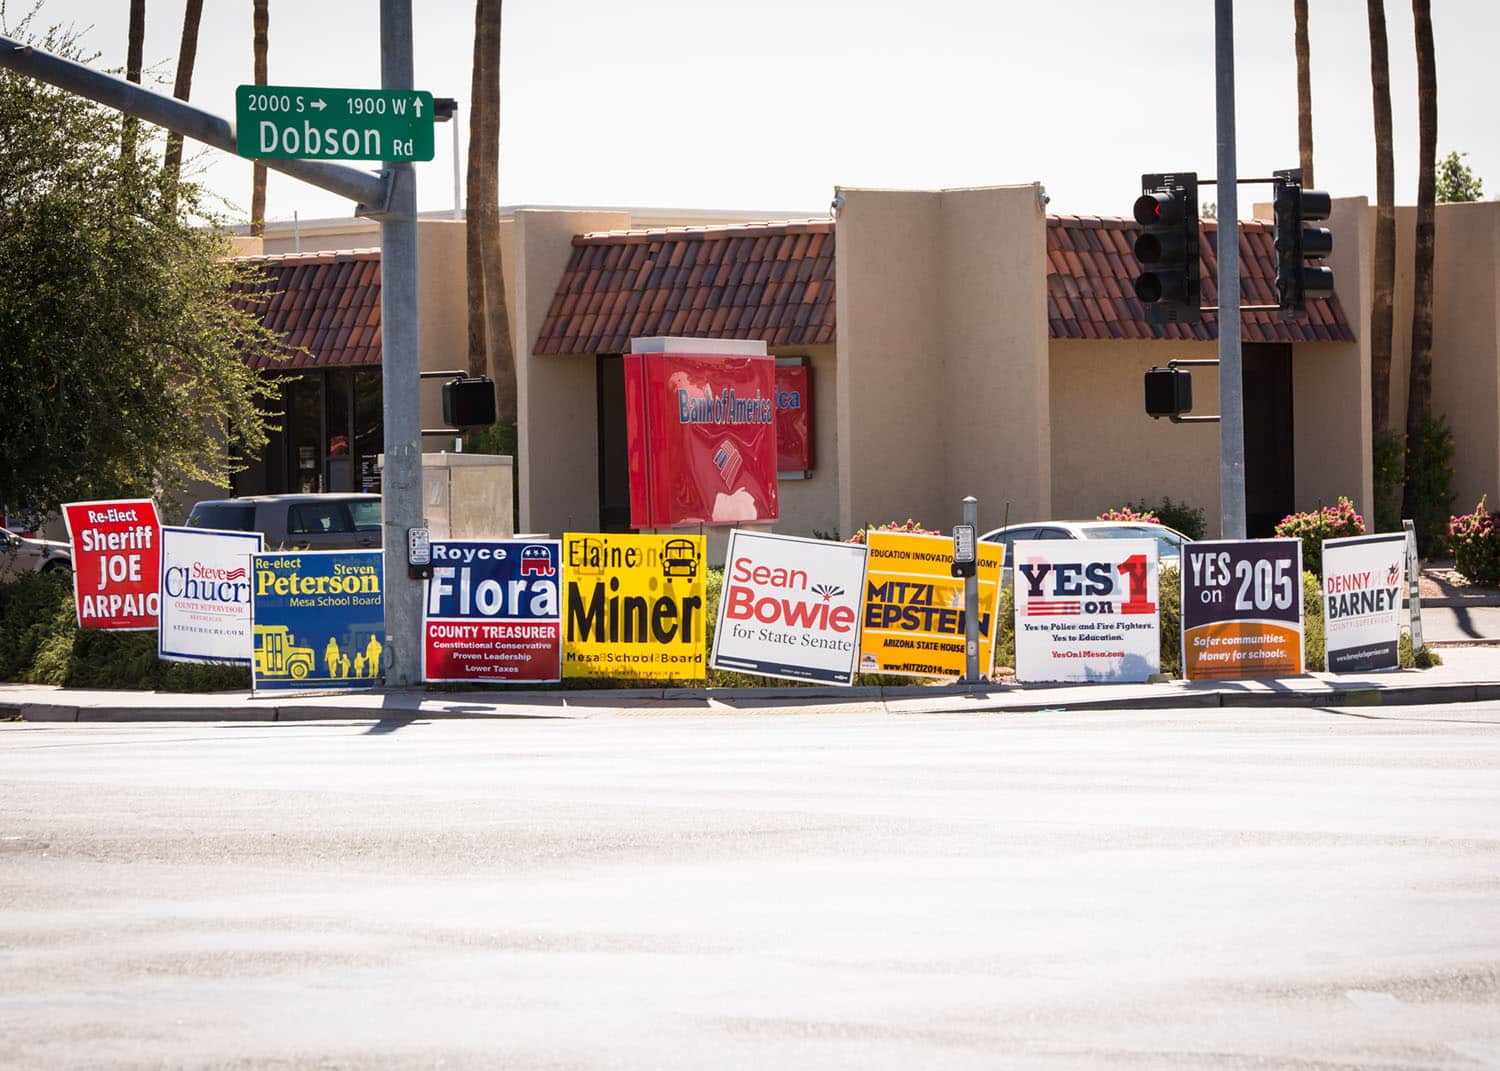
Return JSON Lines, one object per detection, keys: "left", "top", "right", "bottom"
{"left": 1044, "top": 216, "right": 1353, "bottom": 344}
{"left": 230, "top": 249, "right": 383, "bottom": 370}
{"left": 533, "top": 220, "right": 838, "bottom": 355}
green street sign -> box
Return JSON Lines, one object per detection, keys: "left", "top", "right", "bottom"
{"left": 236, "top": 85, "right": 435, "bottom": 162}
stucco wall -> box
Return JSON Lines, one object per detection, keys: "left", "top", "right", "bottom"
{"left": 1048, "top": 339, "right": 1222, "bottom": 531}
{"left": 512, "top": 209, "right": 631, "bottom": 536}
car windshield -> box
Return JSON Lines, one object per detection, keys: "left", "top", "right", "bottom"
{"left": 187, "top": 503, "right": 255, "bottom": 531}
{"left": 349, "top": 500, "right": 382, "bottom": 532}
{"left": 1086, "top": 524, "right": 1185, "bottom": 559}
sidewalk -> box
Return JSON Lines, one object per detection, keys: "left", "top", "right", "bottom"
{"left": 4, "top": 645, "right": 1500, "bottom": 723}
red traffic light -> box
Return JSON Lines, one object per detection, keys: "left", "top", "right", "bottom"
{"left": 1134, "top": 192, "right": 1183, "bottom": 227}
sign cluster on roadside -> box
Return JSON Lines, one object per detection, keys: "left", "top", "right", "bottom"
{"left": 60, "top": 495, "right": 1420, "bottom": 693}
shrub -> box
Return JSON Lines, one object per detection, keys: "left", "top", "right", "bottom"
{"left": 1373, "top": 429, "right": 1404, "bottom": 535}
{"left": 1403, "top": 413, "right": 1456, "bottom": 556}
{"left": 1106, "top": 498, "right": 1207, "bottom": 541}
{"left": 1448, "top": 496, "right": 1500, "bottom": 586}
{"left": 1274, "top": 497, "right": 1365, "bottom": 576}
{"left": 846, "top": 519, "right": 941, "bottom": 544}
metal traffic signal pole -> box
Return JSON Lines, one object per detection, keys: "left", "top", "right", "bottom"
{"left": 1215, "top": 0, "right": 1246, "bottom": 540}
{"left": 378, "top": 0, "right": 424, "bottom": 688}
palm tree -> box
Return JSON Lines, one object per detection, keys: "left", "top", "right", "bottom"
{"left": 1402, "top": 0, "right": 1438, "bottom": 519}
{"left": 1294, "top": 0, "right": 1314, "bottom": 187}
{"left": 120, "top": 0, "right": 145, "bottom": 160}
{"left": 465, "top": 4, "right": 488, "bottom": 378}
{"left": 466, "top": 0, "right": 516, "bottom": 425}
{"left": 163, "top": 0, "right": 205, "bottom": 204}
{"left": 250, "top": 0, "right": 269, "bottom": 238}
{"left": 1367, "top": 0, "right": 1396, "bottom": 442}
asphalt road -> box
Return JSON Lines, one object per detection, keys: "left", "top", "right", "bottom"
{"left": 3, "top": 705, "right": 1499, "bottom": 1070}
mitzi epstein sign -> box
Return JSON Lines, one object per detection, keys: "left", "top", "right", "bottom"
{"left": 858, "top": 530, "right": 1004, "bottom": 680}
{"left": 1181, "top": 539, "right": 1304, "bottom": 680}
{"left": 423, "top": 540, "right": 562, "bottom": 683}
{"left": 157, "top": 526, "right": 263, "bottom": 664}
{"left": 712, "top": 530, "right": 868, "bottom": 686}
{"left": 63, "top": 498, "right": 162, "bottom": 630}
{"left": 563, "top": 533, "right": 706, "bottom": 681}
{"left": 250, "top": 550, "right": 384, "bottom": 692}
{"left": 624, "top": 350, "right": 779, "bottom": 528}
{"left": 1322, "top": 533, "right": 1405, "bottom": 674}
{"left": 1013, "top": 539, "right": 1159, "bottom": 684}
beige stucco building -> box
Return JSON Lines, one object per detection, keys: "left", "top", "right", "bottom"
{"left": 233, "top": 187, "right": 1500, "bottom": 542}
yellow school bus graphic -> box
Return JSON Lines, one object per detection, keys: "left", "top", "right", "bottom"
{"left": 253, "top": 624, "right": 317, "bottom": 680}
{"left": 562, "top": 533, "right": 706, "bottom": 680}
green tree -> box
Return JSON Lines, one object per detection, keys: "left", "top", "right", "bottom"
{"left": 0, "top": 23, "right": 283, "bottom": 517}
{"left": 1436, "top": 150, "right": 1484, "bottom": 203}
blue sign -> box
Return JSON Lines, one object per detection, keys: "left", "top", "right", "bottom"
{"left": 250, "top": 550, "right": 384, "bottom": 692}
{"left": 423, "top": 539, "right": 563, "bottom": 682}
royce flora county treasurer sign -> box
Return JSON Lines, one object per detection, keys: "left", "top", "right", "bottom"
{"left": 236, "top": 86, "right": 435, "bottom": 161}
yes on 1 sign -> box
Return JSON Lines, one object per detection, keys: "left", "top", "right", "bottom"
{"left": 423, "top": 540, "right": 563, "bottom": 683}
{"left": 712, "top": 530, "right": 868, "bottom": 686}
{"left": 62, "top": 499, "right": 162, "bottom": 630}
{"left": 1012, "top": 538, "right": 1159, "bottom": 683}
{"left": 1322, "top": 533, "right": 1405, "bottom": 673}
{"left": 1180, "top": 540, "right": 1304, "bottom": 680}
{"left": 236, "top": 85, "right": 435, "bottom": 161}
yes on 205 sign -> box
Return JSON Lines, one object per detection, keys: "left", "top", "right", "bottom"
{"left": 1181, "top": 539, "right": 1304, "bottom": 680}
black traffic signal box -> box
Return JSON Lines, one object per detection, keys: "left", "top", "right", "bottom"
{"left": 1133, "top": 172, "right": 1201, "bottom": 325}
{"left": 1272, "top": 167, "right": 1334, "bottom": 319}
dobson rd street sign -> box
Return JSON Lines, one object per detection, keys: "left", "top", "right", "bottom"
{"left": 235, "top": 85, "right": 435, "bottom": 162}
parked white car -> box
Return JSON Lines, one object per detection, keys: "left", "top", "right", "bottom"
{"left": 0, "top": 526, "right": 72, "bottom": 581}
{"left": 979, "top": 520, "right": 1192, "bottom": 572}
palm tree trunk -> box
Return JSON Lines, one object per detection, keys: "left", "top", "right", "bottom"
{"left": 250, "top": 0, "right": 269, "bottom": 238}
{"left": 465, "top": 2, "right": 488, "bottom": 377}
{"left": 163, "top": 0, "right": 205, "bottom": 206}
{"left": 121, "top": 0, "right": 145, "bottom": 161}
{"left": 476, "top": 0, "right": 516, "bottom": 426}
{"left": 1294, "top": 0, "right": 1314, "bottom": 187}
{"left": 1402, "top": 0, "right": 1438, "bottom": 519}
{"left": 1368, "top": 0, "right": 1395, "bottom": 440}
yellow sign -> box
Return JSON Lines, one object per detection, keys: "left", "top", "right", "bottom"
{"left": 562, "top": 533, "right": 707, "bottom": 680}
{"left": 857, "top": 531, "right": 1005, "bottom": 679}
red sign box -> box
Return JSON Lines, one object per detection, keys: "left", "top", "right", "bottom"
{"left": 625, "top": 352, "right": 780, "bottom": 529}
{"left": 62, "top": 498, "right": 162, "bottom": 630}
{"left": 775, "top": 362, "right": 813, "bottom": 473}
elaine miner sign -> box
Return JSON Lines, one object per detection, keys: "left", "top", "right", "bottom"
{"left": 624, "top": 341, "right": 779, "bottom": 528}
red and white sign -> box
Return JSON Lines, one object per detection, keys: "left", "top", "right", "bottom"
{"left": 62, "top": 498, "right": 162, "bottom": 631}
{"left": 625, "top": 347, "right": 779, "bottom": 529}
{"left": 775, "top": 361, "right": 813, "bottom": 474}
{"left": 711, "top": 529, "right": 867, "bottom": 685}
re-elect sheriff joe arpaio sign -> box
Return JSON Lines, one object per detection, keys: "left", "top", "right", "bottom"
{"left": 63, "top": 498, "right": 162, "bottom": 630}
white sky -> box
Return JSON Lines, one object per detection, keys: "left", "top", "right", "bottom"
{"left": 28, "top": 0, "right": 1498, "bottom": 225}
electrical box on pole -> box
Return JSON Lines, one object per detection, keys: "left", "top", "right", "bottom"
{"left": 1133, "top": 172, "right": 1201, "bottom": 325}
{"left": 1272, "top": 167, "right": 1334, "bottom": 319}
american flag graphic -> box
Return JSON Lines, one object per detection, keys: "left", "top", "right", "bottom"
{"left": 225, "top": 567, "right": 247, "bottom": 581}
{"left": 1026, "top": 600, "right": 1081, "bottom": 616}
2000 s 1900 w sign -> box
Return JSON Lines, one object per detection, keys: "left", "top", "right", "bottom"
{"left": 711, "top": 530, "right": 868, "bottom": 686}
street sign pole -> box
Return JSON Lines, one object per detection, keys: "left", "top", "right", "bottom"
{"left": 1215, "top": 0, "right": 1247, "bottom": 539}
{"left": 379, "top": 0, "right": 424, "bottom": 688}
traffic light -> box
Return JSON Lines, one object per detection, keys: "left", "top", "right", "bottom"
{"left": 1272, "top": 167, "right": 1334, "bottom": 318}
{"left": 1133, "top": 172, "right": 1201, "bottom": 324}
{"left": 442, "top": 375, "right": 497, "bottom": 428}
{"left": 1144, "top": 366, "right": 1193, "bottom": 419}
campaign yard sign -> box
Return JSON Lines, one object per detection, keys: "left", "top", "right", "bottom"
{"left": 423, "top": 539, "right": 562, "bottom": 683}
{"left": 62, "top": 498, "right": 162, "bottom": 630}
{"left": 712, "top": 530, "right": 868, "bottom": 686}
{"left": 858, "top": 530, "right": 1005, "bottom": 679}
{"left": 1012, "top": 539, "right": 1159, "bottom": 684}
{"left": 157, "top": 527, "right": 263, "bottom": 664}
{"left": 250, "top": 550, "right": 384, "bottom": 692}
{"left": 563, "top": 533, "right": 706, "bottom": 681}
{"left": 1181, "top": 539, "right": 1304, "bottom": 680}
{"left": 1322, "top": 533, "right": 1405, "bottom": 673}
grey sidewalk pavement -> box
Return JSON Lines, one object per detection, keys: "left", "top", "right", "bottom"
{"left": 5, "top": 644, "right": 1500, "bottom": 723}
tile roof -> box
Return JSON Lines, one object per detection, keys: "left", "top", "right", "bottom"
{"left": 1047, "top": 215, "right": 1355, "bottom": 343}
{"left": 230, "top": 249, "right": 382, "bottom": 370}
{"left": 532, "top": 220, "right": 836, "bottom": 355}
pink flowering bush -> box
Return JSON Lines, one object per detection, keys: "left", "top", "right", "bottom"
{"left": 1274, "top": 497, "right": 1365, "bottom": 576}
{"left": 846, "top": 519, "right": 940, "bottom": 544}
{"left": 1449, "top": 497, "right": 1500, "bottom": 586}
{"left": 1097, "top": 506, "right": 1160, "bottom": 524}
